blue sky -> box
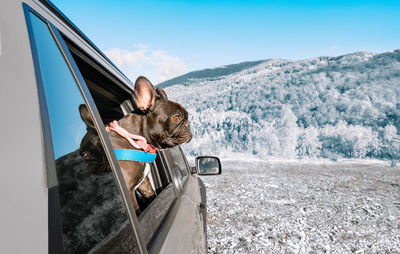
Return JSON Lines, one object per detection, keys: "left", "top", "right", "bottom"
{"left": 52, "top": 0, "right": 400, "bottom": 84}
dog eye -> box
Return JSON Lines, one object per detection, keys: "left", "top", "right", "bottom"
{"left": 82, "top": 152, "right": 89, "bottom": 159}
{"left": 172, "top": 116, "right": 180, "bottom": 123}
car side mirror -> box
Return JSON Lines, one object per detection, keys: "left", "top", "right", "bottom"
{"left": 195, "top": 156, "right": 222, "bottom": 175}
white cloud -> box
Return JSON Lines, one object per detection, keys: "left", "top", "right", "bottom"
{"left": 104, "top": 45, "right": 187, "bottom": 84}
{"left": 136, "top": 43, "right": 149, "bottom": 49}
{"left": 150, "top": 49, "right": 188, "bottom": 83}
{"left": 330, "top": 45, "right": 337, "bottom": 51}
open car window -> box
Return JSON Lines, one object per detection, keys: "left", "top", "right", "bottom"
{"left": 62, "top": 35, "right": 179, "bottom": 248}
{"left": 63, "top": 38, "right": 132, "bottom": 123}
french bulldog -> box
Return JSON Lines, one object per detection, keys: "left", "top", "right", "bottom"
{"left": 79, "top": 77, "right": 192, "bottom": 212}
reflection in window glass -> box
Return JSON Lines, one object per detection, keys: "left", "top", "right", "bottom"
{"left": 28, "top": 13, "right": 85, "bottom": 160}
{"left": 165, "top": 146, "right": 188, "bottom": 184}
{"left": 27, "top": 12, "right": 138, "bottom": 253}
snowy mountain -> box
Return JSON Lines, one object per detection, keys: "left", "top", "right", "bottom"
{"left": 158, "top": 60, "right": 265, "bottom": 88}
{"left": 162, "top": 50, "right": 400, "bottom": 163}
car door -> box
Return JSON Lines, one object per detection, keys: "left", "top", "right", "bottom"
{"left": 150, "top": 147, "right": 207, "bottom": 254}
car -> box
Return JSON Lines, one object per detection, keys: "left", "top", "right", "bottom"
{"left": 0, "top": 0, "right": 221, "bottom": 253}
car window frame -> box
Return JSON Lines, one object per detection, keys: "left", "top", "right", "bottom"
{"left": 22, "top": 4, "right": 147, "bottom": 253}
{"left": 60, "top": 30, "right": 187, "bottom": 249}
{"left": 51, "top": 23, "right": 148, "bottom": 254}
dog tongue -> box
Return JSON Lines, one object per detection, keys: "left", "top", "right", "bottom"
{"left": 106, "top": 121, "right": 156, "bottom": 153}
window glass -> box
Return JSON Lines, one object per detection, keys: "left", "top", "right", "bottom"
{"left": 164, "top": 146, "right": 189, "bottom": 185}
{"left": 27, "top": 12, "right": 138, "bottom": 253}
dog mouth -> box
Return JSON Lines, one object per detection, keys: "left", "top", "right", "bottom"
{"left": 184, "top": 133, "right": 192, "bottom": 143}
{"left": 163, "top": 129, "right": 192, "bottom": 147}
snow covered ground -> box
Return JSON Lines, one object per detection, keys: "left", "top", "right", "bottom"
{"left": 202, "top": 159, "right": 400, "bottom": 253}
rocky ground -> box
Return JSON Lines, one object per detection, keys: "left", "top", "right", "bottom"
{"left": 202, "top": 159, "right": 400, "bottom": 253}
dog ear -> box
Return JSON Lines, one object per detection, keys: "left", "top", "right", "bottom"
{"left": 156, "top": 87, "right": 168, "bottom": 100}
{"left": 134, "top": 76, "right": 157, "bottom": 112}
{"left": 79, "top": 104, "right": 95, "bottom": 129}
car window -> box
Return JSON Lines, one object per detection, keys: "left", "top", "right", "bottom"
{"left": 25, "top": 11, "right": 139, "bottom": 253}
{"left": 63, "top": 38, "right": 133, "bottom": 124}
{"left": 163, "top": 146, "right": 190, "bottom": 188}
{"left": 61, "top": 34, "right": 180, "bottom": 248}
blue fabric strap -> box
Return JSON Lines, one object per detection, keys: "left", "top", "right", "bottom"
{"left": 114, "top": 149, "right": 157, "bottom": 163}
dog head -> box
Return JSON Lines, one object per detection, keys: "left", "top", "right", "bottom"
{"left": 142, "top": 98, "right": 192, "bottom": 149}
{"left": 79, "top": 105, "right": 110, "bottom": 175}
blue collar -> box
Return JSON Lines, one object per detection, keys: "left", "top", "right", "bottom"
{"left": 113, "top": 149, "right": 157, "bottom": 163}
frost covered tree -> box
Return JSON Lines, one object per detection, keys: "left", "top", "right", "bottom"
{"left": 163, "top": 50, "right": 400, "bottom": 163}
